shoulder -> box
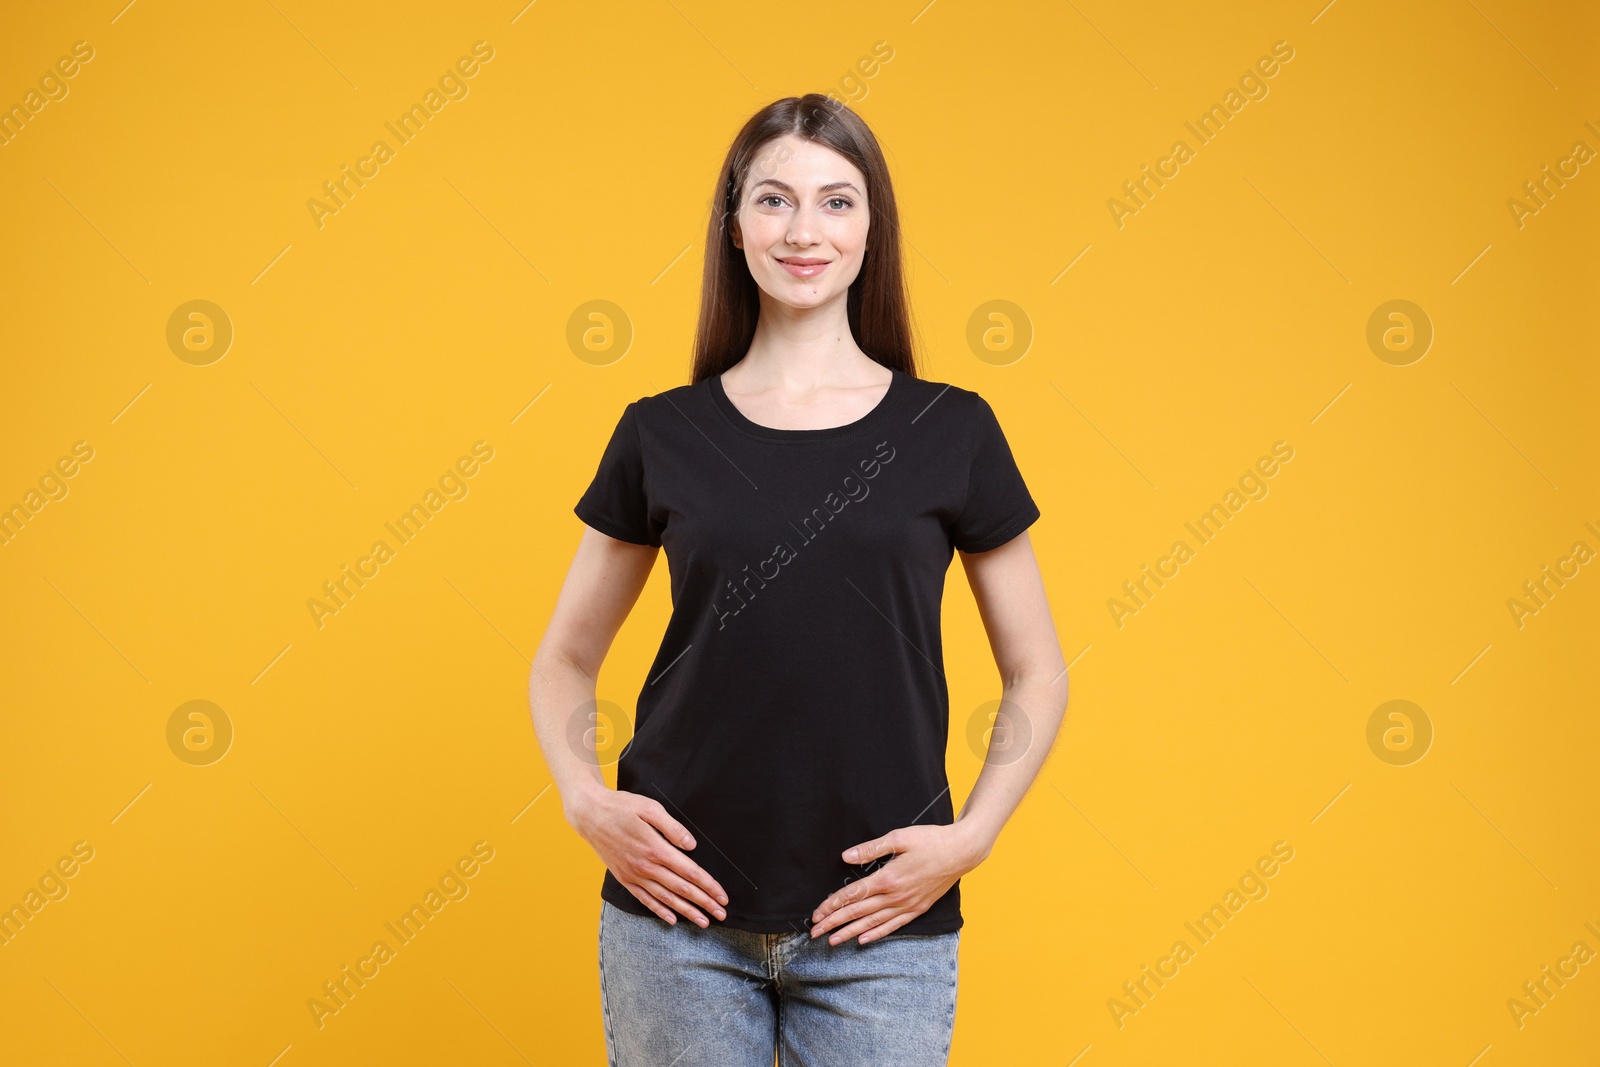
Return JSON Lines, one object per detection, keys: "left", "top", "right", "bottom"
{"left": 619, "top": 379, "right": 708, "bottom": 424}
{"left": 896, "top": 373, "right": 997, "bottom": 427}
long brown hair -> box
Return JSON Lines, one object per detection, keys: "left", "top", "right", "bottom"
{"left": 689, "top": 94, "right": 920, "bottom": 384}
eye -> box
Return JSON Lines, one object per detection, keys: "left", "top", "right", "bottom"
{"left": 827, "top": 196, "right": 854, "bottom": 210}
{"left": 758, "top": 194, "right": 786, "bottom": 208}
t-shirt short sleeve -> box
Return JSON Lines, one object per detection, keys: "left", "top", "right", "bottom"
{"left": 574, "top": 401, "right": 663, "bottom": 547}
{"left": 950, "top": 394, "right": 1041, "bottom": 554}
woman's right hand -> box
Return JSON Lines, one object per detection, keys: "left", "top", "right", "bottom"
{"left": 567, "top": 787, "right": 729, "bottom": 927}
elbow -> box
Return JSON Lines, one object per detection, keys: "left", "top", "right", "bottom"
{"left": 1002, "top": 651, "right": 1069, "bottom": 692}
{"left": 532, "top": 642, "right": 598, "bottom": 688}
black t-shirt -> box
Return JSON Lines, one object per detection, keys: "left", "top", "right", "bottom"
{"left": 573, "top": 365, "right": 1040, "bottom": 935}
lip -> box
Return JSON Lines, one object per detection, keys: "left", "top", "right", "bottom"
{"left": 777, "top": 257, "right": 831, "bottom": 278}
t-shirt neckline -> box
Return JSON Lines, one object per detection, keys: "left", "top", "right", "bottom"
{"left": 708, "top": 365, "right": 905, "bottom": 442}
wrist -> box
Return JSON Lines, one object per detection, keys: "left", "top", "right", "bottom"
{"left": 951, "top": 815, "right": 997, "bottom": 869}
{"left": 561, "top": 777, "right": 609, "bottom": 828}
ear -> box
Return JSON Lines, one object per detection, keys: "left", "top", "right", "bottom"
{"left": 730, "top": 221, "right": 742, "bottom": 249}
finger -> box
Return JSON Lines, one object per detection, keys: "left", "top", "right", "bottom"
{"left": 841, "top": 835, "right": 886, "bottom": 865}
{"left": 624, "top": 882, "right": 678, "bottom": 924}
{"left": 656, "top": 848, "right": 729, "bottom": 907}
{"left": 838, "top": 825, "right": 902, "bottom": 870}
{"left": 827, "top": 906, "right": 901, "bottom": 946}
{"left": 637, "top": 801, "right": 696, "bottom": 851}
{"left": 651, "top": 864, "right": 727, "bottom": 920}
{"left": 643, "top": 879, "right": 711, "bottom": 928}
{"left": 814, "top": 872, "right": 884, "bottom": 924}
{"left": 812, "top": 890, "right": 891, "bottom": 938}
{"left": 855, "top": 909, "right": 917, "bottom": 945}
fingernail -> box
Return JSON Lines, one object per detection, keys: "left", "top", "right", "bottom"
{"left": 844, "top": 848, "right": 859, "bottom": 861}
{"left": 715, "top": 908, "right": 726, "bottom": 919}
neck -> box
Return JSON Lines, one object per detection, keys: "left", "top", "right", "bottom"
{"left": 736, "top": 291, "right": 881, "bottom": 390}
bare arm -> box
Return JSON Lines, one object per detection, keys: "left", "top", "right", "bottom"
{"left": 530, "top": 525, "right": 729, "bottom": 927}
{"left": 950, "top": 529, "right": 1070, "bottom": 861}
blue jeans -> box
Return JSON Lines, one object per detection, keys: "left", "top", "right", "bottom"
{"left": 598, "top": 900, "right": 961, "bottom": 1066}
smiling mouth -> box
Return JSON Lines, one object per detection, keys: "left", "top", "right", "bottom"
{"left": 777, "top": 258, "right": 831, "bottom": 278}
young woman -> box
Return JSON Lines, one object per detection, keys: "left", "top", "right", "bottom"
{"left": 531, "top": 94, "right": 1069, "bottom": 1066}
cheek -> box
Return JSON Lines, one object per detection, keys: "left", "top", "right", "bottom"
{"left": 834, "top": 214, "right": 871, "bottom": 254}
{"left": 831, "top": 225, "right": 870, "bottom": 269}
{"left": 737, "top": 214, "right": 780, "bottom": 253}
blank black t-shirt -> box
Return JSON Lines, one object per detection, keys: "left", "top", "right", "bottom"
{"left": 573, "top": 365, "right": 1040, "bottom": 935}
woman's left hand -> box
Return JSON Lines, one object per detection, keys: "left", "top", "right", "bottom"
{"left": 810, "top": 822, "right": 989, "bottom": 945}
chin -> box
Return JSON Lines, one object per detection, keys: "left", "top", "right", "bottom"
{"left": 771, "top": 288, "right": 835, "bottom": 310}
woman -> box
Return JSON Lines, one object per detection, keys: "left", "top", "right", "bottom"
{"left": 530, "top": 94, "right": 1069, "bottom": 1066}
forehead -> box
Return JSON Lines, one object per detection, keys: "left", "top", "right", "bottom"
{"left": 747, "top": 134, "right": 865, "bottom": 191}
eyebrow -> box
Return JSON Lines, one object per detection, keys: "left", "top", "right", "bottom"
{"left": 748, "top": 178, "right": 862, "bottom": 196}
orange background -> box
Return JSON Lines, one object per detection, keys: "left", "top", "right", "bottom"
{"left": 1, "top": 1, "right": 1596, "bottom": 1064}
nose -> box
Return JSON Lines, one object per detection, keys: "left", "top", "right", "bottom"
{"left": 786, "top": 203, "right": 821, "bottom": 248}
